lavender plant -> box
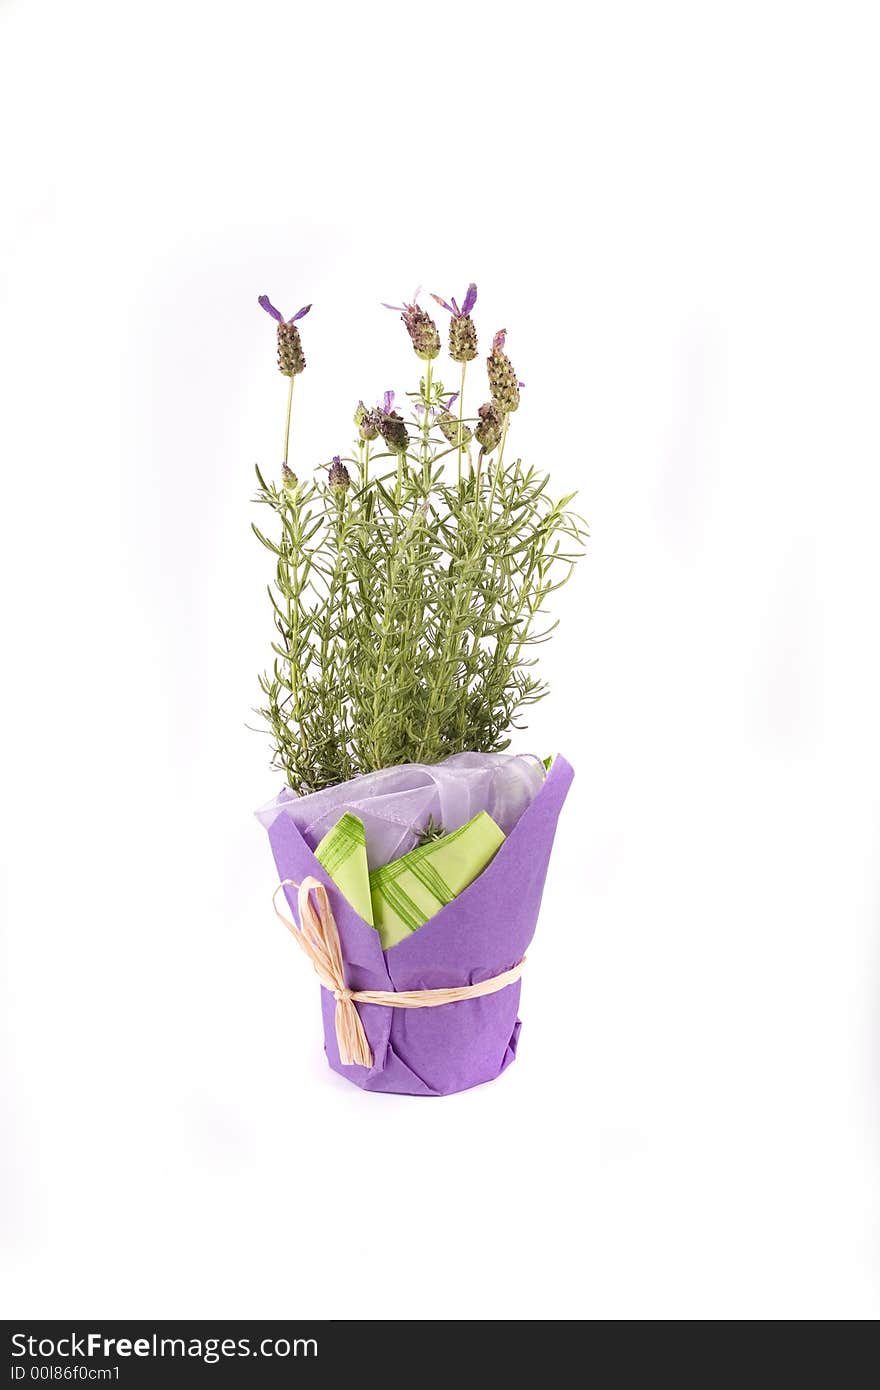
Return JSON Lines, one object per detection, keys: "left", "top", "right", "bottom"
{"left": 253, "top": 284, "right": 587, "bottom": 792}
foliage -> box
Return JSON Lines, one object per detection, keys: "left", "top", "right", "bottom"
{"left": 253, "top": 291, "right": 587, "bottom": 791}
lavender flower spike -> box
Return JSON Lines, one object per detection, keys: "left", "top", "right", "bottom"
{"left": 383, "top": 290, "right": 440, "bottom": 360}
{"left": 377, "top": 395, "right": 410, "bottom": 454}
{"left": 487, "top": 328, "right": 520, "bottom": 412}
{"left": 327, "top": 456, "right": 351, "bottom": 493}
{"left": 432, "top": 283, "right": 478, "bottom": 362}
{"left": 354, "top": 401, "right": 380, "bottom": 440}
{"left": 258, "top": 295, "right": 312, "bottom": 376}
{"left": 356, "top": 390, "right": 399, "bottom": 442}
{"left": 475, "top": 400, "right": 504, "bottom": 451}
{"left": 436, "top": 391, "right": 471, "bottom": 447}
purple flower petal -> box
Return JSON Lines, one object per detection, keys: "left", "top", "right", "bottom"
{"left": 461, "top": 282, "right": 477, "bottom": 315}
{"left": 444, "top": 392, "right": 460, "bottom": 408}
{"left": 492, "top": 329, "right": 507, "bottom": 352}
{"left": 290, "top": 304, "right": 312, "bottom": 322}
{"left": 258, "top": 294, "right": 284, "bottom": 323}
{"left": 382, "top": 302, "right": 404, "bottom": 311}
{"left": 430, "top": 293, "right": 455, "bottom": 313}
{"left": 382, "top": 390, "right": 395, "bottom": 413}
{"left": 451, "top": 298, "right": 460, "bottom": 316}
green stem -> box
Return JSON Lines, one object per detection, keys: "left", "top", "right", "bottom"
{"left": 457, "top": 361, "right": 467, "bottom": 489}
{"left": 323, "top": 501, "right": 351, "bottom": 782}
{"left": 283, "top": 375, "right": 295, "bottom": 464}
{"left": 369, "top": 455, "right": 405, "bottom": 767}
{"left": 455, "top": 434, "right": 513, "bottom": 747}
{"left": 415, "top": 529, "right": 482, "bottom": 759}
{"left": 282, "top": 502, "right": 302, "bottom": 744}
{"left": 485, "top": 414, "right": 509, "bottom": 517}
{"left": 484, "top": 559, "right": 545, "bottom": 725}
{"left": 422, "top": 359, "right": 433, "bottom": 490}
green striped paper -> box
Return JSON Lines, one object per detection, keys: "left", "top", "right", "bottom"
{"left": 369, "top": 811, "right": 505, "bottom": 949}
{"left": 315, "top": 810, "right": 506, "bottom": 950}
{"left": 314, "top": 812, "right": 373, "bottom": 926}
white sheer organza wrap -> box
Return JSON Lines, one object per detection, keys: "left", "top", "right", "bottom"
{"left": 255, "top": 751, "right": 546, "bottom": 870}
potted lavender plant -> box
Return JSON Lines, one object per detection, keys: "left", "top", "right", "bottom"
{"left": 252, "top": 285, "right": 586, "bottom": 1095}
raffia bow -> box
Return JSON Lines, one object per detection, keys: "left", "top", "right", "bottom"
{"left": 272, "top": 876, "right": 526, "bottom": 1069}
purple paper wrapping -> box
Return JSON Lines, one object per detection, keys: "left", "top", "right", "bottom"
{"left": 266, "top": 755, "right": 574, "bottom": 1096}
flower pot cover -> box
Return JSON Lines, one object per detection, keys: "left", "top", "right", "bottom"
{"left": 265, "top": 754, "right": 574, "bottom": 1096}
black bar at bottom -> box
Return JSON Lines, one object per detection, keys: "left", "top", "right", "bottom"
{"left": 3, "top": 1320, "right": 571, "bottom": 1384}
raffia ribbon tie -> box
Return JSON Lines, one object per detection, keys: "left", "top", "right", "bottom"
{"left": 272, "top": 875, "right": 526, "bottom": 1069}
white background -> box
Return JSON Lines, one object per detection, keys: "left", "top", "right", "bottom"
{"left": 2, "top": 0, "right": 879, "bottom": 1320}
